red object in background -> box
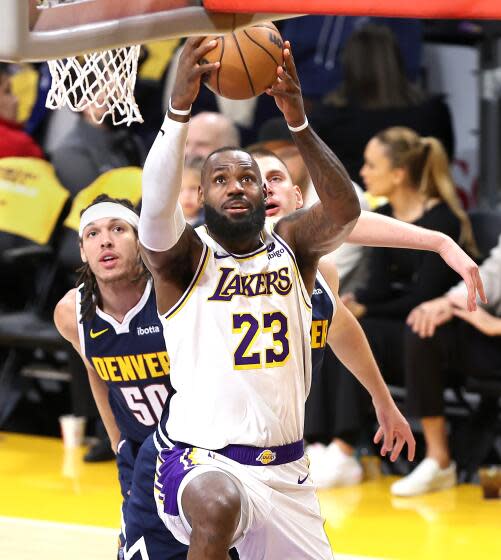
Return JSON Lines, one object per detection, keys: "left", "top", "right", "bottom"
{"left": 0, "top": 117, "right": 44, "bottom": 159}
{"left": 203, "top": 0, "right": 501, "bottom": 19}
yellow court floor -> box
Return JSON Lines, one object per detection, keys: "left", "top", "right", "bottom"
{"left": 1, "top": 432, "right": 500, "bottom": 560}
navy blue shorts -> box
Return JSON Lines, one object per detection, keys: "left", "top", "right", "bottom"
{"left": 115, "top": 437, "right": 141, "bottom": 552}
{"left": 122, "top": 433, "right": 188, "bottom": 559}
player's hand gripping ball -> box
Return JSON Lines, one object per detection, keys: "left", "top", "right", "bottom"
{"left": 199, "top": 22, "right": 284, "bottom": 100}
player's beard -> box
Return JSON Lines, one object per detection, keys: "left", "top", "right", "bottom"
{"left": 204, "top": 199, "right": 266, "bottom": 243}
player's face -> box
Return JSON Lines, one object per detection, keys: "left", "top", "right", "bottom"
{"left": 254, "top": 155, "right": 303, "bottom": 220}
{"left": 80, "top": 217, "right": 139, "bottom": 283}
{"left": 203, "top": 150, "right": 266, "bottom": 241}
{"left": 360, "top": 138, "right": 399, "bottom": 197}
{"left": 203, "top": 150, "right": 265, "bottom": 218}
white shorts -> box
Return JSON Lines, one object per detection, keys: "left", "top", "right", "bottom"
{"left": 154, "top": 445, "right": 333, "bottom": 560}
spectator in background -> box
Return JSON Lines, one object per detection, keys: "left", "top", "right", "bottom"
{"left": 50, "top": 98, "right": 145, "bottom": 196}
{"left": 280, "top": 16, "right": 422, "bottom": 110}
{"left": 309, "top": 24, "right": 454, "bottom": 186}
{"left": 184, "top": 111, "right": 240, "bottom": 160}
{"left": 0, "top": 63, "right": 44, "bottom": 159}
{"left": 179, "top": 156, "right": 204, "bottom": 227}
{"left": 316, "top": 127, "right": 478, "bottom": 488}
{"left": 395, "top": 231, "right": 501, "bottom": 496}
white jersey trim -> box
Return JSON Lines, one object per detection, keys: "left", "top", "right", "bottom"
{"left": 162, "top": 243, "right": 210, "bottom": 321}
{"left": 95, "top": 278, "right": 153, "bottom": 334}
{"left": 154, "top": 429, "right": 174, "bottom": 451}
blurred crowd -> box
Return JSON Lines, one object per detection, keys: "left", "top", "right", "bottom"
{"left": 0, "top": 16, "right": 500, "bottom": 496}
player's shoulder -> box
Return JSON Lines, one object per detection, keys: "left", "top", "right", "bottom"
{"left": 317, "top": 255, "right": 340, "bottom": 296}
{"left": 54, "top": 288, "right": 78, "bottom": 341}
{"left": 270, "top": 208, "right": 309, "bottom": 248}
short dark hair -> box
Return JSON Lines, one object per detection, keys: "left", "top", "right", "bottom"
{"left": 246, "top": 146, "right": 289, "bottom": 171}
{"left": 201, "top": 146, "right": 259, "bottom": 186}
{"left": 205, "top": 146, "right": 245, "bottom": 161}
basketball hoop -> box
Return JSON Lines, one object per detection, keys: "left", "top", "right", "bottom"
{"left": 45, "top": 45, "right": 143, "bottom": 126}
{"left": 3, "top": 1, "right": 296, "bottom": 127}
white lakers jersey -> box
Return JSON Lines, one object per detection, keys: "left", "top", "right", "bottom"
{"left": 160, "top": 224, "right": 313, "bottom": 449}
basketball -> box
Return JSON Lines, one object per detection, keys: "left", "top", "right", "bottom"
{"left": 199, "top": 23, "right": 284, "bottom": 100}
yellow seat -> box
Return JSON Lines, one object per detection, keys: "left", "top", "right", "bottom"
{"left": 0, "top": 157, "right": 69, "bottom": 244}
{"left": 63, "top": 166, "right": 142, "bottom": 233}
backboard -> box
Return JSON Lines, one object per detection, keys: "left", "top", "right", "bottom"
{"left": 0, "top": 1, "right": 295, "bottom": 62}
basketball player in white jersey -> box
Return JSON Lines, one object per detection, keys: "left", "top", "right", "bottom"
{"left": 138, "top": 38, "right": 415, "bottom": 559}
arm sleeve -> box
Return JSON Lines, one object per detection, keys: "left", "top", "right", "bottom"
{"left": 138, "top": 114, "right": 189, "bottom": 252}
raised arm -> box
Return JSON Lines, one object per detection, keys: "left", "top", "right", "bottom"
{"left": 270, "top": 43, "right": 360, "bottom": 267}
{"left": 318, "top": 260, "right": 415, "bottom": 462}
{"left": 138, "top": 38, "right": 220, "bottom": 312}
{"left": 54, "top": 290, "right": 121, "bottom": 451}
{"left": 342, "top": 210, "right": 486, "bottom": 310}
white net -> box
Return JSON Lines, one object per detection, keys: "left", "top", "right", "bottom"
{"left": 45, "top": 46, "right": 143, "bottom": 126}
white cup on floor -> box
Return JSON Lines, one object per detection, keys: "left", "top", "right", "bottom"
{"left": 59, "top": 415, "right": 86, "bottom": 448}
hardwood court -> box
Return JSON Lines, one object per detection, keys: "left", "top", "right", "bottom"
{"left": 1, "top": 432, "right": 500, "bottom": 560}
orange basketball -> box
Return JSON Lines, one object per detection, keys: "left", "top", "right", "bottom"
{"left": 199, "top": 23, "right": 284, "bottom": 100}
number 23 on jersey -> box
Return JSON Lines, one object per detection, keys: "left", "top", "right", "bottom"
{"left": 232, "top": 311, "right": 289, "bottom": 370}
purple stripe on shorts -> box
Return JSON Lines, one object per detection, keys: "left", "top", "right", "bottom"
{"left": 175, "top": 440, "right": 304, "bottom": 466}
{"left": 156, "top": 442, "right": 304, "bottom": 517}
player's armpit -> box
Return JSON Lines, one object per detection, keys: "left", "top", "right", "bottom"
{"left": 139, "top": 222, "right": 200, "bottom": 272}
{"left": 276, "top": 202, "right": 358, "bottom": 270}
{"left": 140, "top": 227, "right": 204, "bottom": 315}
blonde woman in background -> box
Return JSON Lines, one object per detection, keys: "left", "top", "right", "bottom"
{"left": 314, "top": 127, "right": 479, "bottom": 490}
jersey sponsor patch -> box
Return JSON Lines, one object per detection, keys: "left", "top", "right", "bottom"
{"left": 267, "top": 242, "right": 285, "bottom": 260}
{"left": 137, "top": 325, "right": 161, "bottom": 335}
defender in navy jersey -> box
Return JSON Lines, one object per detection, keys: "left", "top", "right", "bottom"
{"left": 77, "top": 278, "right": 169, "bottom": 444}
{"left": 54, "top": 195, "right": 187, "bottom": 560}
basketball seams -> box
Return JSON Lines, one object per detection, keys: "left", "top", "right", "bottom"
{"left": 216, "top": 36, "right": 225, "bottom": 96}
{"left": 246, "top": 24, "right": 277, "bottom": 31}
{"left": 231, "top": 32, "right": 255, "bottom": 97}
{"left": 243, "top": 29, "right": 281, "bottom": 66}
{"left": 199, "top": 23, "right": 282, "bottom": 99}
